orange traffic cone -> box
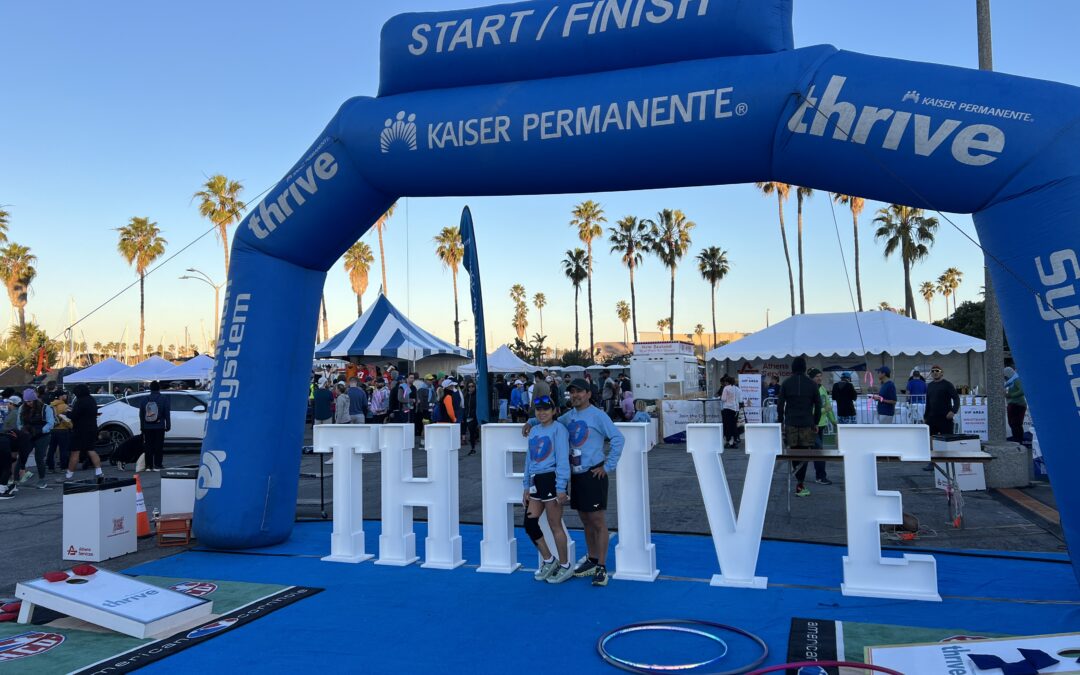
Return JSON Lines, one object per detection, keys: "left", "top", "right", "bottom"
{"left": 134, "top": 474, "right": 153, "bottom": 538}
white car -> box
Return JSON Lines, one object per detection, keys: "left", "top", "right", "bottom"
{"left": 96, "top": 390, "right": 210, "bottom": 449}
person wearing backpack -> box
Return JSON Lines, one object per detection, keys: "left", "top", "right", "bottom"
{"left": 18, "top": 388, "right": 55, "bottom": 489}
{"left": 139, "top": 381, "right": 171, "bottom": 472}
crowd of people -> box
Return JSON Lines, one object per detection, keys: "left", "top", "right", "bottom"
{"left": 0, "top": 382, "right": 106, "bottom": 498}
{"left": 309, "top": 364, "right": 650, "bottom": 455}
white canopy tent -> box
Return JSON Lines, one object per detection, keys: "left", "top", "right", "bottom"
{"left": 108, "top": 356, "right": 178, "bottom": 383}
{"left": 167, "top": 354, "right": 215, "bottom": 381}
{"left": 62, "top": 358, "right": 128, "bottom": 384}
{"left": 458, "top": 345, "right": 536, "bottom": 375}
{"left": 706, "top": 311, "right": 987, "bottom": 392}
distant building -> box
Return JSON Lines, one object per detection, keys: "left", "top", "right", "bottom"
{"left": 594, "top": 330, "right": 750, "bottom": 362}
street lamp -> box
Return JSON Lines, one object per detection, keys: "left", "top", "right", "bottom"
{"left": 180, "top": 268, "right": 223, "bottom": 347}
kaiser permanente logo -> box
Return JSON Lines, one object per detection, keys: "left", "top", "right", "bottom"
{"left": 381, "top": 111, "right": 418, "bottom": 153}
{"left": 787, "top": 75, "right": 1009, "bottom": 167}
{"left": 380, "top": 86, "right": 748, "bottom": 154}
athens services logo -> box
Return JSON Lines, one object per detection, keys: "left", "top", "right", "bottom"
{"left": 381, "top": 111, "right": 418, "bottom": 153}
{"left": 170, "top": 581, "right": 218, "bottom": 597}
{"left": 187, "top": 618, "right": 238, "bottom": 639}
{"left": 0, "top": 632, "right": 65, "bottom": 662}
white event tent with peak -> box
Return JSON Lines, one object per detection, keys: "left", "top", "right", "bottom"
{"left": 457, "top": 345, "right": 535, "bottom": 375}
{"left": 706, "top": 311, "right": 987, "bottom": 391}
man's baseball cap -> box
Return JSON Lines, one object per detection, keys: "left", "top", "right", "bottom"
{"left": 442, "top": 378, "right": 457, "bottom": 388}
{"left": 7, "top": 396, "right": 21, "bottom": 406}
{"left": 930, "top": 364, "right": 943, "bottom": 371}
{"left": 841, "top": 372, "right": 852, "bottom": 381}
{"left": 567, "top": 378, "right": 590, "bottom": 392}
{"left": 875, "top": 366, "right": 891, "bottom": 376}
{"left": 807, "top": 368, "right": 822, "bottom": 378}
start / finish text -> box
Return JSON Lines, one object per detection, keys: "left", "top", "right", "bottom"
{"left": 408, "top": 0, "right": 711, "bottom": 56}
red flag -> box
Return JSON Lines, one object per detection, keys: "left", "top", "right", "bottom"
{"left": 36, "top": 347, "right": 45, "bottom": 376}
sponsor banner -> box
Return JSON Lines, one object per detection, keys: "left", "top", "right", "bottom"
{"left": 71, "top": 586, "right": 323, "bottom": 675}
{"left": 660, "top": 398, "right": 720, "bottom": 443}
{"left": 378, "top": 0, "right": 793, "bottom": 97}
{"left": 634, "top": 341, "right": 695, "bottom": 356}
{"left": 788, "top": 617, "right": 1005, "bottom": 674}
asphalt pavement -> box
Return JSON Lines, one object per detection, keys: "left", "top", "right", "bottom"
{"left": 1, "top": 430, "right": 1065, "bottom": 596}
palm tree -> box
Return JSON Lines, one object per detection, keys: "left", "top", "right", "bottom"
{"left": 696, "top": 246, "right": 730, "bottom": 350}
{"left": 694, "top": 324, "right": 705, "bottom": 358}
{"left": 794, "top": 186, "right": 813, "bottom": 313}
{"left": 561, "top": 248, "right": 588, "bottom": 353}
{"left": 510, "top": 284, "right": 528, "bottom": 341}
{"left": 570, "top": 200, "right": 606, "bottom": 359}
{"left": 533, "top": 292, "right": 547, "bottom": 335}
{"left": 0, "top": 243, "right": 35, "bottom": 339}
{"left": 873, "top": 204, "right": 939, "bottom": 319}
{"left": 434, "top": 226, "right": 464, "bottom": 345}
{"left": 616, "top": 300, "right": 631, "bottom": 345}
{"left": 936, "top": 275, "right": 952, "bottom": 317}
{"left": 644, "top": 209, "right": 695, "bottom": 340}
{"left": 920, "top": 281, "right": 936, "bottom": 322}
{"left": 343, "top": 241, "right": 374, "bottom": 316}
{"left": 943, "top": 267, "right": 964, "bottom": 315}
{"left": 320, "top": 296, "right": 329, "bottom": 343}
{"left": 832, "top": 193, "right": 866, "bottom": 311}
{"left": 193, "top": 175, "right": 245, "bottom": 276}
{"left": 608, "top": 215, "right": 647, "bottom": 342}
{"left": 117, "top": 217, "right": 167, "bottom": 358}
{"left": 755, "top": 182, "right": 796, "bottom": 315}
{"left": 656, "top": 318, "right": 671, "bottom": 334}
{"left": 93, "top": 341, "right": 103, "bottom": 355}
{"left": 373, "top": 202, "right": 397, "bottom": 295}
{"left": 0, "top": 206, "right": 9, "bottom": 243}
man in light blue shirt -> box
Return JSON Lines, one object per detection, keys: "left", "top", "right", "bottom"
{"left": 524, "top": 378, "right": 624, "bottom": 587}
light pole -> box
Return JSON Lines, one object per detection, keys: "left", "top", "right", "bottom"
{"left": 180, "top": 268, "right": 223, "bottom": 347}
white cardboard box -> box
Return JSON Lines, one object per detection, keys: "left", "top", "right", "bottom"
{"left": 62, "top": 478, "right": 138, "bottom": 562}
{"left": 932, "top": 437, "right": 987, "bottom": 491}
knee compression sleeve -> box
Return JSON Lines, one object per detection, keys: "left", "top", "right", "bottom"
{"left": 524, "top": 513, "right": 543, "bottom": 542}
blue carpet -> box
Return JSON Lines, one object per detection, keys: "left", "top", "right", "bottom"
{"left": 132, "top": 522, "right": 1079, "bottom": 673}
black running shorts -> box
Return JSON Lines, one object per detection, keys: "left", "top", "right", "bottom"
{"left": 570, "top": 464, "right": 608, "bottom": 512}
{"left": 528, "top": 471, "right": 558, "bottom": 502}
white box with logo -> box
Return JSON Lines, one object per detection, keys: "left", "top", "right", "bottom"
{"left": 62, "top": 478, "right": 138, "bottom": 562}
{"left": 16, "top": 568, "right": 212, "bottom": 639}
{"left": 932, "top": 435, "right": 986, "bottom": 491}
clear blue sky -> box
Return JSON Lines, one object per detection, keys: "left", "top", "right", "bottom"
{"left": 3, "top": 1, "right": 1078, "bottom": 354}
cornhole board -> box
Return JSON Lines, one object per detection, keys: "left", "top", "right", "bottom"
{"left": 15, "top": 568, "right": 212, "bottom": 639}
{"left": 867, "top": 632, "right": 1080, "bottom": 674}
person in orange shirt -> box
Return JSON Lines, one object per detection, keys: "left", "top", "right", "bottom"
{"left": 441, "top": 379, "right": 463, "bottom": 425}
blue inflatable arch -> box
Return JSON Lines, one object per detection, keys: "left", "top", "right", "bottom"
{"left": 196, "top": 0, "right": 1080, "bottom": 583}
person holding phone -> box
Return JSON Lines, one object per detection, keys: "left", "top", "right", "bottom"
{"left": 522, "top": 395, "right": 573, "bottom": 584}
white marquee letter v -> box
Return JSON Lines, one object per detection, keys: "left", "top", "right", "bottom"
{"left": 686, "top": 424, "right": 780, "bottom": 589}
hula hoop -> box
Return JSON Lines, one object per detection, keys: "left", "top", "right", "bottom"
{"left": 746, "top": 661, "right": 905, "bottom": 675}
{"left": 597, "top": 619, "right": 768, "bottom": 675}
{"left": 600, "top": 624, "right": 729, "bottom": 671}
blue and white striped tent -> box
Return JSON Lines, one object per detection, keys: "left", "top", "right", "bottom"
{"left": 314, "top": 293, "right": 471, "bottom": 362}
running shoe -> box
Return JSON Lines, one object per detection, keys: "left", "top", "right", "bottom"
{"left": 573, "top": 559, "right": 598, "bottom": 577}
{"left": 591, "top": 566, "right": 609, "bottom": 587}
{"left": 814, "top": 478, "right": 833, "bottom": 485}
{"left": 547, "top": 564, "right": 574, "bottom": 584}
{"left": 534, "top": 559, "right": 557, "bottom": 581}
{"left": 36, "top": 480, "right": 51, "bottom": 489}
{"left": 795, "top": 486, "right": 811, "bottom": 497}
{"left": 19, "top": 471, "right": 34, "bottom": 485}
